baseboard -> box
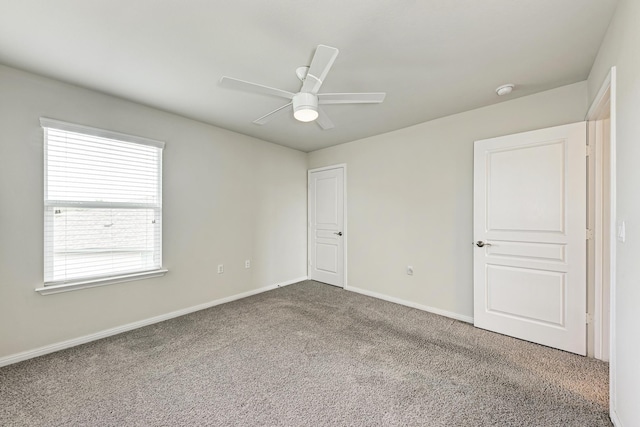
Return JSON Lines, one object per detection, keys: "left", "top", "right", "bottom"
{"left": 610, "top": 408, "right": 623, "bottom": 427}
{"left": 0, "top": 276, "right": 307, "bottom": 368}
{"left": 275, "top": 276, "right": 307, "bottom": 288}
{"left": 346, "top": 286, "right": 474, "bottom": 324}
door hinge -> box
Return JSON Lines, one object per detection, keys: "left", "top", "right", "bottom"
{"left": 586, "top": 145, "right": 593, "bottom": 157}
{"left": 586, "top": 229, "right": 594, "bottom": 240}
{"left": 586, "top": 313, "right": 593, "bottom": 324}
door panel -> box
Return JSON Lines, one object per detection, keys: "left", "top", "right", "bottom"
{"left": 486, "top": 241, "right": 565, "bottom": 262}
{"left": 316, "top": 243, "right": 338, "bottom": 272}
{"left": 486, "top": 265, "right": 565, "bottom": 326}
{"left": 474, "top": 122, "right": 586, "bottom": 355}
{"left": 309, "top": 167, "right": 345, "bottom": 287}
{"left": 487, "top": 141, "right": 565, "bottom": 232}
{"left": 316, "top": 177, "right": 338, "bottom": 224}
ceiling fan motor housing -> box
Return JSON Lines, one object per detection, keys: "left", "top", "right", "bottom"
{"left": 293, "top": 92, "right": 319, "bottom": 122}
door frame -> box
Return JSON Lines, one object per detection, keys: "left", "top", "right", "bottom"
{"left": 307, "top": 164, "right": 348, "bottom": 289}
{"left": 585, "top": 67, "right": 616, "bottom": 412}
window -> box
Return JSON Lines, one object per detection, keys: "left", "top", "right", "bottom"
{"left": 39, "top": 118, "right": 166, "bottom": 294}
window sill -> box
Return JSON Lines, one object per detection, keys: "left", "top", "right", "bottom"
{"left": 35, "top": 269, "right": 168, "bottom": 295}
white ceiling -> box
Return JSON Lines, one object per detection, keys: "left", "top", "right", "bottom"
{"left": 0, "top": 1, "right": 617, "bottom": 152}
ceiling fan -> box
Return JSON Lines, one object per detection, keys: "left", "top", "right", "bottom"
{"left": 220, "top": 45, "right": 386, "bottom": 130}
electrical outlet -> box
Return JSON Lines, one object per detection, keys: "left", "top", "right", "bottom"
{"left": 217, "top": 264, "right": 224, "bottom": 274}
{"left": 407, "top": 266, "right": 414, "bottom": 276}
{"left": 245, "top": 259, "right": 251, "bottom": 269}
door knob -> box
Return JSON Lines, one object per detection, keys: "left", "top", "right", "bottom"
{"left": 475, "top": 240, "right": 491, "bottom": 247}
{"left": 334, "top": 232, "right": 343, "bottom": 236}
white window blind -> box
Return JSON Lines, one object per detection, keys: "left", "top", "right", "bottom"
{"left": 42, "top": 118, "right": 164, "bottom": 286}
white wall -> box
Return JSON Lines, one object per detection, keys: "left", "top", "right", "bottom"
{"left": 308, "top": 82, "right": 587, "bottom": 320}
{"left": 587, "top": 0, "right": 640, "bottom": 425}
{"left": 0, "top": 65, "right": 308, "bottom": 360}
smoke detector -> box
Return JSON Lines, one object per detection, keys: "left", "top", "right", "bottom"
{"left": 496, "top": 84, "right": 515, "bottom": 96}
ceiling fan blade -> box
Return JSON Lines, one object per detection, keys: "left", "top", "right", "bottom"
{"left": 318, "top": 92, "right": 386, "bottom": 104}
{"left": 220, "top": 76, "right": 295, "bottom": 99}
{"left": 316, "top": 107, "right": 334, "bottom": 130}
{"left": 301, "top": 45, "right": 339, "bottom": 94}
{"left": 253, "top": 103, "right": 292, "bottom": 125}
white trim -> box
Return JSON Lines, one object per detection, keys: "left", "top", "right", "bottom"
{"left": 307, "top": 163, "right": 348, "bottom": 174}
{"left": 586, "top": 66, "right": 617, "bottom": 418}
{"left": 347, "top": 286, "right": 474, "bottom": 324}
{"left": 592, "top": 119, "right": 606, "bottom": 360}
{"left": 4, "top": 276, "right": 307, "bottom": 367}
{"left": 608, "top": 66, "right": 617, "bottom": 421}
{"left": 344, "top": 165, "right": 348, "bottom": 289}
{"left": 586, "top": 71, "right": 613, "bottom": 120}
{"left": 44, "top": 201, "right": 161, "bottom": 209}
{"left": 40, "top": 117, "right": 165, "bottom": 149}
{"left": 37, "top": 269, "right": 169, "bottom": 295}
{"left": 273, "top": 276, "right": 307, "bottom": 288}
{"left": 610, "top": 408, "right": 623, "bottom": 427}
{"left": 307, "top": 163, "right": 347, "bottom": 289}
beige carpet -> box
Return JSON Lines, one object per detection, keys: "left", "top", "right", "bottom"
{"left": 0, "top": 281, "right": 610, "bottom": 426}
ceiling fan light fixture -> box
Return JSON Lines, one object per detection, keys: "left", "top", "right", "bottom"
{"left": 294, "top": 108, "right": 319, "bottom": 122}
{"left": 293, "top": 92, "right": 319, "bottom": 122}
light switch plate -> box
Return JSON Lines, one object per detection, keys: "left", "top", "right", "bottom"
{"left": 617, "top": 221, "right": 626, "bottom": 242}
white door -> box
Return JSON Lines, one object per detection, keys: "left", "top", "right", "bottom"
{"left": 473, "top": 122, "right": 587, "bottom": 355}
{"left": 308, "top": 166, "right": 345, "bottom": 287}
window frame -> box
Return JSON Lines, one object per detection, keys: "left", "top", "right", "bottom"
{"left": 36, "top": 118, "right": 167, "bottom": 295}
